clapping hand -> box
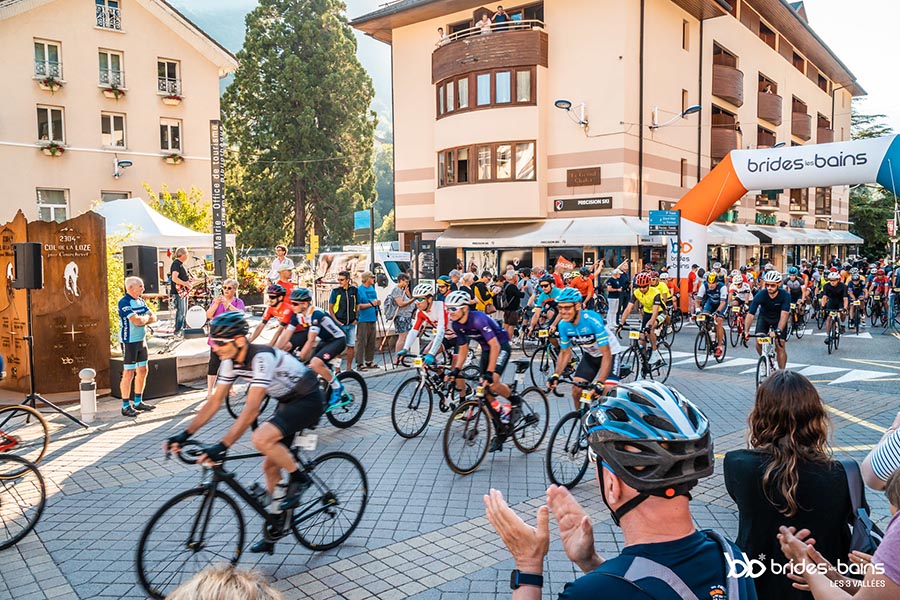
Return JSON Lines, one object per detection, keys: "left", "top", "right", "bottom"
{"left": 547, "top": 485, "right": 603, "bottom": 574}
{"left": 484, "top": 488, "right": 549, "bottom": 572}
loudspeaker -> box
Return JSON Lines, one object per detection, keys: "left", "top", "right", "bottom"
{"left": 109, "top": 355, "right": 179, "bottom": 400}
{"left": 12, "top": 242, "right": 43, "bottom": 290}
{"left": 123, "top": 245, "right": 160, "bottom": 295}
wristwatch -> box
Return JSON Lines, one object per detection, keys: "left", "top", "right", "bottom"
{"left": 510, "top": 569, "right": 543, "bottom": 590}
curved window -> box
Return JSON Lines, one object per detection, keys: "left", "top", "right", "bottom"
{"left": 437, "top": 67, "right": 535, "bottom": 119}
{"left": 438, "top": 140, "right": 535, "bottom": 188}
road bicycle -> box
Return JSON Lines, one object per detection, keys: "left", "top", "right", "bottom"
{"left": 390, "top": 358, "right": 479, "bottom": 439}
{"left": 545, "top": 379, "right": 601, "bottom": 489}
{"left": 849, "top": 298, "right": 863, "bottom": 335}
{"left": 528, "top": 330, "right": 581, "bottom": 390}
{"left": 752, "top": 331, "right": 779, "bottom": 389}
{"left": 618, "top": 327, "right": 671, "bottom": 383}
{"left": 787, "top": 300, "right": 807, "bottom": 340}
{"left": 442, "top": 359, "right": 549, "bottom": 475}
{"left": 815, "top": 297, "right": 827, "bottom": 330}
{"left": 137, "top": 435, "right": 368, "bottom": 599}
{"left": 693, "top": 312, "right": 727, "bottom": 369}
{"left": 0, "top": 454, "right": 46, "bottom": 550}
{"left": 870, "top": 293, "right": 888, "bottom": 328}
{"left": 0, "top": 404, "right": 50, "bottom": 477}
{"left": 826, "top": 310, "right": 844, "bottom": 354}
{"left": 728, "top": 304, "right": 748, "bottom": 348}
{"left": 521, "top": 307, "right": 558, "bottom": 358}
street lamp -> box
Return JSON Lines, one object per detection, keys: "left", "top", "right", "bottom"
{"left": 649, "top": 104, "right": 701, "bottom": 130}
{"left": 554, "top": 99, "right": 588, "bottom": 127}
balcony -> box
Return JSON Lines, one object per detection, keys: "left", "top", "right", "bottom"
{"left": 158, "top": 77, "right": 181, "bottom": 96}
{"left": 96, "top": 5, "right": 121, "bottom": 30}
{"left": 711, "top": 127, "right": 739, "bottom": 161}
{"left": 432, "top": 21, "right": 548, "bottom": 84}
{"left": 711, "top": 64, "right": 743, "bottom": 107}
{"left": 792, "top": 111, "right": 811, "bottom": 141}
{"left": 817, "top": 127, "right": 834, "bottom": 144}
{"left": 34, "top": 61, "right": 62, "bottom": 79}
{"left": 757, "top": 92, "right": 783, "bottom": 126}
{"left": 100, "top": 69, "right": 124, "bottom": 88}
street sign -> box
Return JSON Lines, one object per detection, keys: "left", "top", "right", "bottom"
{"left": 649, "top": 209, "right": 680, "bottom": 236}
{"left": 888, "top": 219, "right": 895, "bottom": 237}
{"left": 353, "top": 210, "right": 371, "bottom": 230}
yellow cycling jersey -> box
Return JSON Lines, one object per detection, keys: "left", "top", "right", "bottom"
{"left": 632, "top": 287, "right": 662, "bottom": 314}
{"left": 654, "top": 282, "right": 671, "bottom": 305}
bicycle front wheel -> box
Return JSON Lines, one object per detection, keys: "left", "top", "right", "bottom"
{"left": 545, "top": 411, "right": 589, "bottom": 489}
{"left": 136, "top": 487, "right": 245, "bottom": 600}
{"left": 618, "top": 347, "right": 639, "bottom": 383}
{"left": 755, "top": 355, "right": 769, "bottom": 389}
{"left": 326, "top": 371, "right": 367, "bottom": 428}
{"left": 694, "top": 332, "right": 710, "bottom": 370}
{"left": 0, "top": 405, "right": 49, "bottom": 476}
{"left": 443, "top": 401, "right": 491, "bottom": 475}
{"left": 292, "top": 451, "right": 368, "bottom": 551}
{"left": 0, "top": 455, "right": 46, "bottom": 550}
{"left": 795, "top": 314, "right": 806, "bottom": 339}
{"left": 649, "top": 342, "right": 673, "bottom": 382}
{"left": 511, "top": 386, "right": 549, "bottom": 453}
{"left": 529, "top": 345, "right": 554, "bottom": 389}
{"left": 729, "top": 318, "right": 741, "bottom": 347}
{"left": 671, "top": 310, "right": 683, "bottom": 333}
{"left": 391, "top": 376, "right": 433, "bottom": 439}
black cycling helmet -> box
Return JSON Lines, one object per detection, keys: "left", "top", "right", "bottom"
{"left": 209, "top": 311, "right": 249, "bottom": 339}
{"left": 539, "top": 274, "right": 555, "bottom": 284}
{"left": 267, "top": 284, "right": 287, "bottom": 297}
{"left": 584, "top": 381, "right": 713, "bottom": 524}
{"left": 579, "top": 267, "right": 592, "bottom": 276}
{"left": 290, "top": 287, "right": 312, "bottom": 302}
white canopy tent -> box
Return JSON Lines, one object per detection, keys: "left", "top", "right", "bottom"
{"left": 92, "top": 197, "right": 236, "bottom": 249}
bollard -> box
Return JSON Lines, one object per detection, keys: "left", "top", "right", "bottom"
{"left": 79, "top": 368, "right": 97, "bottom": 424}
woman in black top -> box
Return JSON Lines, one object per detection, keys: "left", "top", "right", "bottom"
{"left": 724, "top": 370, "right": 852, "bottom": 600}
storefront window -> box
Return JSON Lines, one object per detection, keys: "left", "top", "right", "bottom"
{"left": 547, "top": 248, "right": 582, "bottom": 270}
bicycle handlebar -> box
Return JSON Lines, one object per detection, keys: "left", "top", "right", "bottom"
{"left": 166, "top": 440, "right": 204, "bottom": 465}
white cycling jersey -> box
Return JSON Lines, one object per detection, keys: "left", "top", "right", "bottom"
{"left": 217, "top": 345, "right": 317, "bottom": 399}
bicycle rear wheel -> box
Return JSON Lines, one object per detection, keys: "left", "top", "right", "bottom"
{"left": 816, "top": 308, "right": 826, "bottom": 330}
{"left": 545, "top": 411, "right": 589, "bottom": 489}
{"left": 794, "top": 314, "right": 806, "bottom": 339}
{"left": 136, "top": 487, "right": 244, "bottom": 600}
{"left": 391, "top": 376, "right": 433, "bottom": 439}
{"left": 511, "top": 387, "right": 549, "bottom": 453}
{"left": 292, "top": 451, "right": 368, "bottom": 551}
{"left": 0, "top": 455, "right": 46, "bottom": 550}
{"left": 671, "top": 309, "right": 683, "bottom": 333}
{"left": 729, "top": 318, "right": 741, "bottom": 347}
{"left": 618, "top": 347, "right": 639, "bottom": 384}
{"left": 648, "top": 342, "right": 672, "bottom": 383}
{"left": 326, "top": 371, "right": 367, "bottom": 428}
{"left": 443, "top": 401, "right": 491, "bottom": 475}
{"left": 0, "top": 405, "right": 49, "bottom": 476}
{"left": 755, "top": 355, "right": 769, "bottom": 389}
{"left": 694, "top": 331, "right": 710, "bottom": 370}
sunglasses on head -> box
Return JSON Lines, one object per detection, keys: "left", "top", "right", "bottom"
{"left": 210, "top": 338, "right": 234, "bottom": 347}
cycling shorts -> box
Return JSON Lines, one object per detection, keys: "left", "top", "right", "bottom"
{"left": 756, "top": 316, "right": 788, "bottom": 340}
{"left": 288, "top": 329, "right": 309, "bottom": 353}
{"left": 479, "top": 341, "right": 511, "bottom": 377}
{"left": 574, "top": 351, "right": 621, "bottom": 385}
{"left": 824, "top": 299, "right": 845, "bottom": 312}
{"left": 123, "top": 341, "right": 148, "bottom": 369}
{"left": 703, "top": 300, "right": 726, "bottom": 317}
{"left": 314, "top": 338, "right": 346, "bottom": 363}
{"left": 268, "top": 385, "right": 324, "bottom": 446}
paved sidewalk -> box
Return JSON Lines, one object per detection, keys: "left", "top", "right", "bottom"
{"left": 0, "top": 357, "right": 897, "bottom": 599}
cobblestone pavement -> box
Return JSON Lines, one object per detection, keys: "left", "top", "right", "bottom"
{"left": 1, "top": 340, "right": 898, "bottom": 599}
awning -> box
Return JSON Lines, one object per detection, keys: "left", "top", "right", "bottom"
{"left": 436, "top": 216, "right": 647, "bottom": 249}
{"left": 748, "top": 225, "right": 863, "bottom": 246}
{"left": 707, "top": 223, "right": 760, "bottom": 246}
{"left": 825, "top": 230, "right": 864, "bottom": 244}
{"left": 553, "top": 216, "right": 647, "bottom": 246}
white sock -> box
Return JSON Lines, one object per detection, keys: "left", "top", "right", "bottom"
{"left": 330, "top": 378, "right": 340, "bottom": 389}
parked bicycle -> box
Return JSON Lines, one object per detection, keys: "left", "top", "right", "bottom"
{"left": 545, "top": 379, "right": 602, "bottom": 489}
{"left": 391, "top": 358, "right": 478, "bottom": 439}
{"left": 138, "top": 435, "right": 368, "bottom": 599}
{"left": 0, "top": 404, "right": 50, "bottom": 475}
{"left": 442, "top": 359, "right": 549, "bottom": 475}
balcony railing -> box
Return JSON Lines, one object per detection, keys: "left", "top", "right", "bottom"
{"left": 792, "top": 111, "right": 811, "bottom": 141}
{"left": 711, "top": 126, "right": 739, "bottom": 160}
{"left": 817, "top": 127, "right": 834, "bottom": 144}
{"left": 35, "top": 61, "right": 62, "bottom": 79}
{"left": 432, "top": 22, "right": 548, "bottom": 84}
{"left": 438, "top": 19, "right": 544, "bottom": 46}
{"left": 158, "top": 77, "right": 181, "bottom": 95}
{"left": 757, "top": 91, "right": 783, "bottom": 126}
{"left": 100, "top": 69, "right": 124, "bottom": 87}
{"left": 711, "top": 64, "right": 744, "bottom": 107}
{"left": 96, "top": 5, "right": 122, "bottom": 30}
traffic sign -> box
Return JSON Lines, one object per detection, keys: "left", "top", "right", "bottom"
{"left": 354, "top": 210, "right": 371, "bottom": 230}
{"left": 649, "top": 209, "right": 680, "bottom": 236}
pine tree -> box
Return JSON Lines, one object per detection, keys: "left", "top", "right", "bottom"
{"left": 222, "top": 0, "right": 376, "bottom": 248}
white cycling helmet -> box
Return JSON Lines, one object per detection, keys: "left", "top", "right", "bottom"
{"left": 761, "top": 270, "right": 783, "bottom": 283}
{"left": 658, "top": 272, "right": 669, "bottom": 280}
{"left": 411, "top": 283, "right": 434, "bottom": 298}
{"left": 827, "top": 271, "right": 841, "bottom": 281}
{"left": 731, "top": 275, "right": 743, "bottom": 285}
{"left": 443, "top": 290, "right": 473, "bottom": 307}
{"left": 712, "top": 262, "right": 722, "bottom": 270}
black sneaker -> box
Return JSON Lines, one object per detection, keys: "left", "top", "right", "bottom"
{"left": 489, "top": 436, "right": 504, "bottom": 453}
{"left": 249, "top": 539, "right": 275, "bottom": 555}
{"left": 134, "top": 402, "right": 155, "bottom": 412}
{"left": 121, "top": 405, "right": 137, "bottom": 417}
{"left": 279, "top": 477, "right": 312, "bottom": 511}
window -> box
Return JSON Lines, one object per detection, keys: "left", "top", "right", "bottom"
{"left": 34, "top": 40, "right": 61, "bottom": 79}
{"left": 157, "top": 59, "right": 180, "bottom": 95}
{"left": 681, "top": 90, "right": 689, "bottom": 116}
{"left": 712, "top": 43, "right": 737, "bottom": 67}
{"left": 758, "top": 22, "right": 776, "bottom": 50}
{"left": 439, "top": 140, "right": 536, "bottom": 187}
{"left": 476, "top": 73, "right": 491, "bottom": 106}
{"left": 680, "top": 158, "right": 688, "bottom": 188}
{"left": 436, "top": 67, "right": 536, "bottom": 119}
{"left": 438, "top": 85, "right": 445, "bottom": 115}
{"left": 757, "top": 126, "right": 776, "bottom": 148}
{"left": 817, "top": 74, "right": 829, "bottom": 94}
{"left": 36, "top": 189, "right": 68, "bottom": 223}
{"left": 101, "top": 112, "right": 126, "bottom": 147}
{"left": 516, "top": 70, "right": 531, "bottom": 102}
{"left": 815, "top": 187, "right": 832, "bottom": 215}
{"left": 446, "top": 81, "right": 455, "bottom": 112}
{"left": 682, "top": 20, "right": 690, "bottom": 51}
{"left": 457, "top": 78, "right": 469, "bottom": 109}
{"left": 496, "top": 71, "right": 511, "bottom": 104}
{"left": 37, "top": 106, "right": 64, "bottom": 142}
{"left": 792, "top": 52, "right": 805, "bottom": 74}
{"left": 101, "top": 191, "right": 130, "bottom": 202}
{"left": 160, "top": 118, "right": 181, "bottom": 152}
{"left": 96, "top": 0, "right": 121, "bottom": 30}
{"left": 790, "top": 189, "right": 808, "bottom": 212}
{"left": 758, "top": 74, "right": 777, "bottom": 95}
{"left": 99, "top": 50, "right": 124, "bottom": 87}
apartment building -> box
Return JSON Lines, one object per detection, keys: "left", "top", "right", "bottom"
{"left": 0, "top": 0, "right": 237, "bottom": 224}
{"left": 352, "top": 0, "right": 864, "bottom": 272}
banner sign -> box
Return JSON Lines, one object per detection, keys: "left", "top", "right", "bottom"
{"left": 209, "top": 120, "right": 226, "bottom": 277}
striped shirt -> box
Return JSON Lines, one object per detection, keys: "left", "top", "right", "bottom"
{"left": 216, "top": 345, "right": 318, "bottom": 399}
{"left": 870, "top": 429, "right": 900, "bottom": 481}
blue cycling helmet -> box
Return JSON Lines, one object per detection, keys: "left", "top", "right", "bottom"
{"left": 787, "top": 267, "right": 799, "bottom": 276}
{"left": 266, "top": 284, "right": 287, "bottom": 297}
{"left": 209, "top": 311, "right": 249, "bottom": 339}
{"left": 555, "top": 287, "right": 583, "bottom": 304}
{"left": 290, "top": 287, "right": 312, "bottom": 302}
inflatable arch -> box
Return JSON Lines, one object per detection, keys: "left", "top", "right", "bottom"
{"left": 668, "top": 136, "right": 900, "bottom": 277}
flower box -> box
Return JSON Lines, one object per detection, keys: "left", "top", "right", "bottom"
{"left": 41, "top": 144, "right": 65, "bottom": 157}
{"left": 163, "top": 154, "right": 183, "bottom": 165}
{"left": 161, "top": 95, "right": 182, "bottom": 106}
{"left": 38, "top": 78, "right": 62, "bottom": 92}
{"left": 103, "top": 87, "right": 125, "bottom": 99}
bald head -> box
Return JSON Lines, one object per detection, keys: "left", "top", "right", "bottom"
{"left": 125, "top": 276, "right": 144, "bottom": 297}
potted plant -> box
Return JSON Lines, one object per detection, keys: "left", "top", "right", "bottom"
{"left": 38, "top": 76, "right": 62, "bottom": 92}
{"left": 163, "top": 153, "right": 183, "bottom": 165}
{"left": 103, "top": 84, "right": 125, "bottom": 99}
{"left": 40, "top": 142, "right": 65, "bottom": 156}
{"left": 161, "top": 93, "right": 182, "bottom": 106}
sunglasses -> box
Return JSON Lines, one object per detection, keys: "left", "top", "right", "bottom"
{"left": 291, "top": 300, "right": 308, "bottom": 306}
{"left": 337, "top": 278, "right": 347, "bottom": 283}
{"left": 223, "top": 286, "right": 234, "bottom": 290}
{"left": 446, "top": 306, "right": 462, "bottom": 313}
{"left": 210, "top": 338, "right": 234, "bottom": 347}
{"left": 268, "top": 296, "right": 280, "bottom": 301}
{"left": 765, "top": 283, "right": 779, "bottom": 288}
{"left": 540, "top": 284, "right": 551, "bottom": 288}
{"left": 557, "top": 303, "right": 576, "bottom": 310}
{"left": 414, "top": 297, "right": 428, "bottom": 303}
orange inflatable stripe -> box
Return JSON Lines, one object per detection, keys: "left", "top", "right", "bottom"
{"left": 674, "top": 154, "right": 748, "bottom": 226}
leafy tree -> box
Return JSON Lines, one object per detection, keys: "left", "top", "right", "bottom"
{"left": 143, "top": 183, "right": 212, "bottom": 233}
{"left": 849, "top": 105, "right": 895, "bottom": 258}
{"left": 375, "top": 209, "right": 394, "bottom": 242}
{"left": 373, "top": 142, "right": 395, "bottom": 241}
{"left": 222, "top": 0, "right": 376, "bottom": 248}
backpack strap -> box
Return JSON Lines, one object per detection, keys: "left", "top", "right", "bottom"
{"left": 838, "top": 458, "right": 867, "bottom": 518}
{"left": 622, "top": 557, "right": 701, "bottom": 600}
{"left": 704, "top": 529, "right": 741, "bottom": 600}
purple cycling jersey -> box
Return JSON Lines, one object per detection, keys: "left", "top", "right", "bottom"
{"left": 450, "top": 310, "right": 510, "bottom": 349}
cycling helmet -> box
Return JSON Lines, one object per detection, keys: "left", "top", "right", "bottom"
{"left": 787, "top": 267, "right": 799, "bottom": 276}
{"left": 267, "top": 284, "right": 287, "bottom": 297}
{"left": 436, "top": 275, "right": 451, "bottom": 285}
{"left": 852, "top": 273, "right": 861, "bottom": 281}
{"left": 635, "top": 272, "right": 652, "bottom": 287}
{"left": 712, "top": 262, "right": 722, "bottom": 270}
{"left": 706, "top": 272, "right": 718, "bottom": 283}
{"left": 579, "top": 267, "right": 592, "bottom": 276}
{"left": 555, "top": 287, "right": 583, "bottom": 304}
{"left": 443, "top": 290, "right": 472, "bottom": 308}
{"left": 209, "top": 311, "right": 249, "bottom": 339}
{"left": 827, "top": 271, "right": 841, "bottom": 281}
{"left": 649, "top": 271, "right": 659, "bottom": 279}
{"left": 658, "top": 272, "right": 669, "bottom": 281}
{"left": 764, "top": 263, "right": 774, "bottom": 271}
{"left": 563, "top": 272, "right": 574, "bottom": 281}
{"left": 817, "top": 264, "right": 825, "bottom": 270}
{"left": 731, "top": 275, "right": 742, "bottom": 285}
{"left": 739, "top": 265, "right": 747, "bottom": 273}
{"left": 539, "top": 274, "right": 555, "bottom": 284}
{"left": 877, "top": 269, "right": 886, "bottom": 276}
{"left": 412, "top": 283, "right": 434, "bottom": 298}
{"left": 761, "top": 270, "right": 783, "bottom": 283}
{"left": 584, "top": 381, "right": 712, "bottom": 517}
{"left": 850, "top": 267, "right": 859, "bottom": 275}
{"left": 290, "top": 287, "right": 312, "bottom": 302}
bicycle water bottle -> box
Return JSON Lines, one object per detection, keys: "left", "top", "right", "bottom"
{"left": 270, "top": 482, "right": 287, "bottom": 514}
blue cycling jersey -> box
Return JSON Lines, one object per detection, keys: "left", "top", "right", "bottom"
{"left": 450, "top": 310, "right": 510, "bottom": 350}
{"left": 536, "top": 287, "right": 561, "bottom": 307}
{"left": 118, "top": 295, "right": 150, "bottom": 343}
{"left": 558, "top": 310, "right": 610, "bottom": 358}
{"left": 290, "top": 308, "right": 345, "bottom": 342}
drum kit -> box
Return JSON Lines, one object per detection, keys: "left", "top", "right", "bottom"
{"left": 180, "top": 268, "right": 225, "bottom": 331}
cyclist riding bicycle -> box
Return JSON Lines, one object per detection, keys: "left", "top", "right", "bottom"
{"left": 617, "top": 272, "right": 665, "bottom": 366}
{"left": 277, "top": 288, "right": 347, "bottom": 405}
{"left": 783, "top": 267, "right": 807, "bottom": 308}
{"left": 248, "top": 284, "right": 292, "bottom": 345}
{"left": 847, "top": 272, "right": 868, "bottom": 327}
{"left": 695, "top": 272, "right": 728, "bottom": 358}
{"left": 822, "top": 271, "right": 849, "bottom": 344}
{"left": 398, "top": 283, "right": 454, "bottom": 365}
{"left": 869, "top": 268, "right": 890, "bottom": 314}
{"left": 527, "top": 274, "right": 561, "bottom": 335}
{"left": 744, "top": 270, "right": 790, "bottom": 369}
{"left": 547, "top": 288, "right": 621, "bottom": 411}
{"left": 728, "top": 273, "right": 752, "bottom": 307}
{"left": 164, "top": 311, "right": 322, "bottom": 555}
{"left": 444, "top": 290, "right": 517, "bottom": 453}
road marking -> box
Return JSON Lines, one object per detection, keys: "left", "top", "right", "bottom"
{"left": 703, "top": 357, "right": 759, "bottom": 370}
{"left": 832, "top": 445, "right": 878, "bottom": 452}
{"left": 797, "top": 365, "right": 847, "bottom": 376}
{"left": 811, "top": 332, "right": 872, "bottom": 340}
{"left": 829, "top": 369, "right": 893, "bottom": 385}
{"left": 841, "top": 358, "right": 900, "bottom": 371}
{"left": 825, "top": 406, "right": 887, "bottom": 433}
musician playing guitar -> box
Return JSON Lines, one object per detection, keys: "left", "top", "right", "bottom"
{"left": 170, "top": 247, "right": 200, "bottom": 338}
